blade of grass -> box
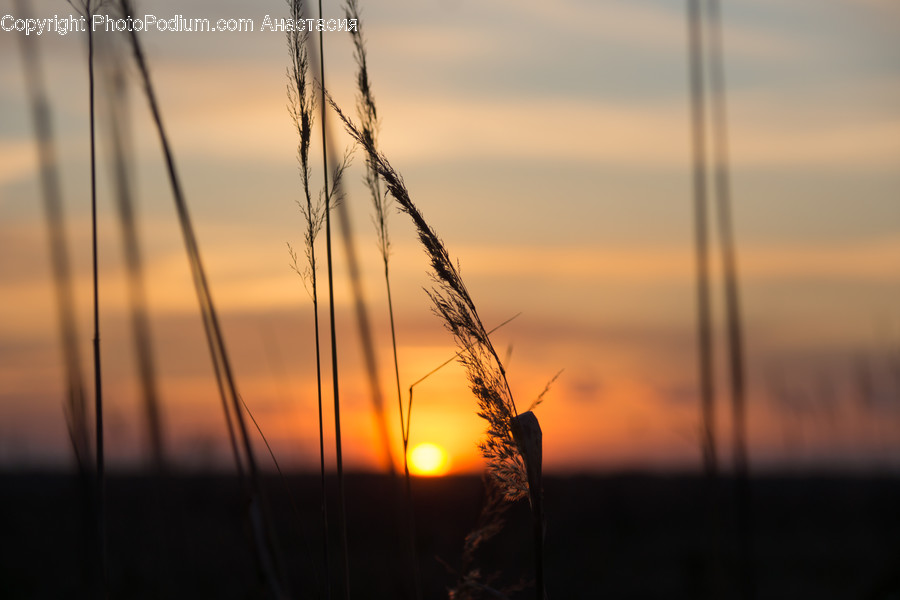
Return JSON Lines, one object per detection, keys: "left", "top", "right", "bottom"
{"left": 68, "top": 0, "right": 107, "bottom": 588}
{"left": 13, "top": 0, "right": 91, "bottom": 479}
{"left": 311, "top": 0, "right": 352, "bottom": 594}
{"left": 687, "top": 2, "right": 724, "bottom": 597}
{"left": 285, "top": 0, "right": 330, "bottom": 595}
{"left": 100, "top": 28, "right": 166, "bottom": 473}
{"left": 687, "top": 0, "right": 718, "bottom": 480}
{"left": 13, "top": 0, "right": 96, "bottom": 592}
{"left": 118, "top": 1, "right": 288, "bottom": 595}
{"left": 343, "top": 0, "right": 401, "bottom": 478}
{"left": 706, "top": 2, "right": 755, "bottom": 597}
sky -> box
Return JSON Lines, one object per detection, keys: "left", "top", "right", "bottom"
{"left": 0, "top": 0, "right": 898, "bottom": 474}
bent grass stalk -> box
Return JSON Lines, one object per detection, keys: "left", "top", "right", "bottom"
{"left": 118, "top": 1, "right": 288, "bottom": 595}
{"left": 331, "top": 98, "right": 528, "bottom": 496}
{"left": 330, "top": 97, "right": 547, "bottom": 598}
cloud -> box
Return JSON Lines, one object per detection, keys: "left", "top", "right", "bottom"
{"left": 126, "top": 58, "right": 900, "bottom": 169}
{"left": 491, "top": 0, "right": 808, "bottom": 60}
{"left": 451, "top": 238, "right": 900, "bottom": 284}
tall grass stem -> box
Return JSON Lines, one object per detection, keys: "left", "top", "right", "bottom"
{"left": 119, "top": 2, "right": 288, "bottom": 594}
{"left": 315, "top": 0, "right": 352, "bottom": 594}
{"left": 687, "top": 0, "right": 718, "bottom": 479}
{"left": 14, "top": 0, "right": 95, "bottom": 590}
{"left": 707, "top": 1, "right": 755, "bottom": 597}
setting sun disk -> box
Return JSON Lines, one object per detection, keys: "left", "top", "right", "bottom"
{"left": 409, "top": 443, "right": 450, "bottom": 476}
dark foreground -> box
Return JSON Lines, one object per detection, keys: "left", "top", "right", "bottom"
{"left": 1, "top": 472, "right": 898, "bottom": 599}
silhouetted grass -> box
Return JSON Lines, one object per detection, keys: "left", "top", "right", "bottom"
{"left": 285, "top": 0, "right": 330, "bottom": 594}
{"left": 310, "top": 0, "right": 353, "bottom": 593}
{"left": 343, "top": 1, "right": 421, "bottom": 597}
{"left": 69, "top": 0, "right": 109, "bottom": 587}
{"left": 118, "top": 0, "right": 289, "bottom": 595}
{"left": 13, "top": 0, "right": 97, "bottom": 592}
{"left": 329, "top": 94, "right": 547, "bottom": 599}
{"left": 99, "top": 25, "right": 167, "bottom": 474}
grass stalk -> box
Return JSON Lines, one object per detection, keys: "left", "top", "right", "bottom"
{"left": 101, "top": 31, "right": 166, "bottom": 474}
{"left": 333, "top": 174, "right": 397, "bottom": 475}
{"left": 343, "top": 0, "right": 403, "bottom": 468}
{"left": 14, "top": 0, "right": 91, "bottom": 478}
{"left": 99, "top": 31, "right": 170, "bottom": 594}
{"left": 687, "top": 0, "right": 718, "bottom": 480}
{"left": 285, "top": 0, "right": 331, "bottom": 595}
{"left": 706, "top": 2, "right": 755, "bottom": 597}
{"left": 341, "top": 1, "right": 417, "bottom": 594}
{"left": 118, "top": 1, "right": 287, "bottom": 595}
{"left": 331, "top": 98, "right": 526, "bottom": 494}
{"left": 687, "top": 3, "right": 724, "bottom": 597}
{"left": 330, "top": 97, "right": 546, "bottom": 598}
{"left": 314, "top": 0, "right": 352, "bottom": 594}
{"left": 406, "top": 313, "right": 523, "bottom": 457}
{"left": 68, "top": 0, "right": 109, "bottom": 587}
{"left": 14, "top": 0, "right": 95, "bottom": 590}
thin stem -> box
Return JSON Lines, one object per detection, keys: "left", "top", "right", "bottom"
{"left": 105, "top": 35, "right": 166, "bottom": 473}
{"left": 707, "top": 1, "right": 755, "bottom": 597}
{"left": 14, "top": 0, "right": 94, "bottom": 590}
{"left": 85, "top": 7, "right": 108, "bottom": 589}
{"left": 687, "top": 0, "right": 718, "bottom": 479}
{"left": 688, "top": 3, "right": 725, "bottom": 598}
{"left": 120, "top": 2, "right": 286, "bottom": 594}
{"left": 286, "top": 0, "right": 330, "bottom": 593}
{"left": 405, "top": 313, "right": 522, "bottom": 442}
{"left": 385, "top": 261, "right": 421, "bottom": 600}
{"left": 333, "top": 193, "right": 397, "bottom": 474}
{"left": 313, "top": 291, "right": 331, "bottom": 599}
{"left": 318, "top": 0, "right": 351, "bottom": 595}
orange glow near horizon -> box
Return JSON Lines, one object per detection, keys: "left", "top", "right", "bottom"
{"left": 409, "top": 443, "right": 451, "bottom": 476}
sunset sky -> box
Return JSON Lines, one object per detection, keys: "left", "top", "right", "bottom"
{"left": 1, "top": 0, "right": 898, "bottom": 474}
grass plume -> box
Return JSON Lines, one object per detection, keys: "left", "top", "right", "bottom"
{"left": 330, "top": 95, "right": 547, "bottom": 597}
{"left": 331, "top": 99, "right": 528, "bottom": 499}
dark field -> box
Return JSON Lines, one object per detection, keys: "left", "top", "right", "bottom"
{"left": 2, "top": 472, "right": 898, "bottom": 599}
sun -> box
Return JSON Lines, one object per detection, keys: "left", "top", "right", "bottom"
{"left": 409, "top": 443, "right": 450, "bottom": 476}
